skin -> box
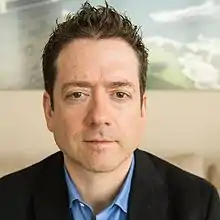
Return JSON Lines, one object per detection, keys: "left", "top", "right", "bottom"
{"left": 43, "top": 38, "right": 147, "bottom": 214}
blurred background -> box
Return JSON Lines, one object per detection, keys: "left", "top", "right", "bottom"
{"left": 0, "top": 0, "right": 219, "bottom": 193}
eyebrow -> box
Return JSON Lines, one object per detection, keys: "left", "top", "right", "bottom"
{"left": 61, "top": 81, "right": 91, "bottom": 94}
{"left": 62, "top": 80, "right": 136, "bottom": 93}
{"left": 108, "top": 81, "right": 135, "bottom": 89}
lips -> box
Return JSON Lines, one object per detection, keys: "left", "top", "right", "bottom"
{"left": 84, "top": 140, "right": 114, "bottom": 143}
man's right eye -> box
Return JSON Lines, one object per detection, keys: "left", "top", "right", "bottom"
{"left": 66, "top": 92, "right": 84, "bottom": 99}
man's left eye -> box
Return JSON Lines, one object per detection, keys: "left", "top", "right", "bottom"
{"left": 116, "top": 92, "right": 125, "bottom": 98}
{"left": 114, "top": 92, "right": 130, "bottom": 99}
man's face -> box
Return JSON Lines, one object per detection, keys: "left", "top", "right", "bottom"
{"left": 43, "top": 38, "right": 147, "bottom": 173}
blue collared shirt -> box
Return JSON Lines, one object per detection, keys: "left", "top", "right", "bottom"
{"left": 64, "top": 156, "right": 135, "bottom": 220}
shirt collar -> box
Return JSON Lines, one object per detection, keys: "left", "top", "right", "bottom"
{"left": 64, "top": 154, "right": 135, "bottom": 213}
{"left": 64, "top": 166, "right": 82, "bottom": 207}
{"left": 113, "top": 155, "right": 135, "bottom": 213}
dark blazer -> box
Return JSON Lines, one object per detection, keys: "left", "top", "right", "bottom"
{"left": 0, "top": 149, "right": 219, "bottom": 220}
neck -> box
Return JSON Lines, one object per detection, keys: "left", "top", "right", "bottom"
{"left": 64, "top": 155, "right": 133, "bottom": 214}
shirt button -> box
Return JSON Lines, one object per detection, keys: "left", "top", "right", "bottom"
{"left": 79, "top": 202, "right": 85, "bottom": 207}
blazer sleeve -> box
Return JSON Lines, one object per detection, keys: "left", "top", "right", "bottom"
{"left": 205, "top": 186, "right": 220, "bottom": 220}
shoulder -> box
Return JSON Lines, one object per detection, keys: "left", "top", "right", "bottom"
{"left": 0, "top": 151, "right": 62, "bottom": 197}
{"left": 136, "top": 149, "right": 214, "bottom": 188}
{"left": 144, "top": 150, "right": 214, "bottom": 190}
{"left": 136, "top": 149, "right": 220, "bottom": 212}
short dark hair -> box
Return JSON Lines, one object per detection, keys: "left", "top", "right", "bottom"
{"left": 42, "top": 1, "right": 148, "bottom": 108}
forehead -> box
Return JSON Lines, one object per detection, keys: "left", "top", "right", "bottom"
{"left": 56, "top": 38, "right": 140, "bottom": 85}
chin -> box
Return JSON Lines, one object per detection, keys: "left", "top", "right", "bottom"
{"left": 85, "top": 163, "right": 120, "bottom": 173}
{"left": 83, "top": 154, "right": 128, "bottom": 173}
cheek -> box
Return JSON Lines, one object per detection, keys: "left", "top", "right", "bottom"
{"left": 53, "top": 107, "right": 84, "bottom": 137}
{"left": 119, "top": 107, "right": 143, "bottom": 139}
{"left": 122, "top": 104, "right": 142, "bottom": 124}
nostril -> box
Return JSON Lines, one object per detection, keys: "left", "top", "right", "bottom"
{"left": 88, "top": 120, "right": 111, "bottom": 127}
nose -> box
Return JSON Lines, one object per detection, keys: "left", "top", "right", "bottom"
{"left": 84, "top": 89, "right": 112, "bottom": 127}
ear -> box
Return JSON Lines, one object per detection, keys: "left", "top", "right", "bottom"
{"left": 43, "top": 91, "right": 54, "bottom": 132}
{"left": 141, "top": 92, "right": 147, "bottom": 119}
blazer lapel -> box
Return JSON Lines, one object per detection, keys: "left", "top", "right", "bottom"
{"left": 33, "top": 152, "right": 71, "bottom": 220}
{"left": 31, "top": 150, "right": 169, "bottom": 220}
{"left": 128, "top": 149, "right": 170, "bottom": 220}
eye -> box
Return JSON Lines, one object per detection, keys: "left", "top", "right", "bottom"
{"left": 116, "top": 92, "right": 127, "bottom": 99}
{"left": 113, "top": 91, "right": 131, "bottom": 101}
{"left": 67, "top": 92, "right": 83, "bottom": 99}
{"left": 66, "top": 91, "right": 88, "bottom": 101}
{"left": 72, "top": 92, "right": 83, "bottom": 98}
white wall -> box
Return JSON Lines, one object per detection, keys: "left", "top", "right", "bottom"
{"left": 0, "top": 91, "right": 220, "bottom": 176}
{"left": 143, "top": 91, "right": 220, "bottom": 158}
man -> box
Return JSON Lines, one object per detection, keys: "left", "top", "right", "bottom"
{"left": 0, "top": 2, "right": 219, "bottom": 220}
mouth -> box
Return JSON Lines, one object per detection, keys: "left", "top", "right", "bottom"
{"left": 83, "top": 140, "right": 117, "bottom": 150}
{"left": 84, "top": 140, "right": 115, "bottom": 143}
